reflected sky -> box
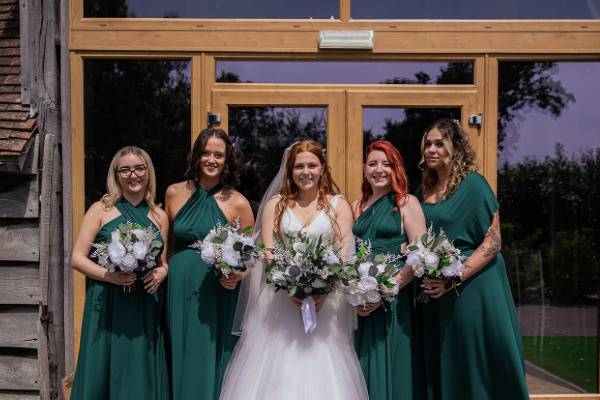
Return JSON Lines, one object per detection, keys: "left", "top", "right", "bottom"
{"left": 217, "top": 61, "right": 472, "bottom": 84}
{"left": 500, "top": 62, "right": 600, "bottom": 165}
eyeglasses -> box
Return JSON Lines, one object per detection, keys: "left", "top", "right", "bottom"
{"left": 117, "top": 165, "right": 147, "bottom": 178}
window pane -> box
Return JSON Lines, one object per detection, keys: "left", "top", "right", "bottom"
{"left": 228, "top": 107, "right": 326, "bottom": 210}
{"left": 217, "top": 61, "right": 473, "bottom": 84}
{"left": 84, "top": 59, "right": 191, "bottom": 208}
{"left": 353, "top": 0, "right": 600, "bottom": 19}
{"left": 363, "top": 107, "right": 461, "bottom": 193}
{"left": 498, "top": 61, "right": 600, "bottom": 394}
{"left": 84, "top": 0, "right": 337, "bottom": 19}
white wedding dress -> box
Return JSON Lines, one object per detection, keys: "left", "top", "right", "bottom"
{"left": 220, "top": 195, "right": 368, "bottom": 400}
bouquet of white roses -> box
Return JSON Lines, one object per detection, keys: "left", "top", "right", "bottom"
{"left": 266, "top": 231, "right": 344, "bottom": 333}
{"left": 91, "top": 221, "right": 162, "bottom": 292}
{"left": 403, "top": 225, "right": 465, "bottom": 302}
{"left": 190, "top": 219, "right": 260, "bottom": 277}
{"left": 341, "top": 240, "right": 404, "bottom": 307}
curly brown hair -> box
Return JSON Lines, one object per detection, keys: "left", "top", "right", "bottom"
{"left": 184, "top": 128, "right": 241, "bottom": 188}
{"left": 419, "top": 119, "right": 477, "bottom": 199}
{"left": 274, "top": 140, "right": 340, "bottom": 233}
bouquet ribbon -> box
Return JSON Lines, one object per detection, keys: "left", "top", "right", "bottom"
{"left": 301, "top": 297, "right": 317, "bottom": 334}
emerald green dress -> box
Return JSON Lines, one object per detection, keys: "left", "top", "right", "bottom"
{"left": 416, "top": 172, "right": 528, "bottom": 400}
{"left": 166, "top": 183, "right": 239, "bottom": 400}
{"left": 71, "top": 199, "right": 169, "bottom": 400}
{"left": 353, "top": 193, "right": 414, "bottom": 400}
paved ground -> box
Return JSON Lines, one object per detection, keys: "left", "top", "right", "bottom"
{"left": 517, "top": 304, "right": 597, "bottom": 336}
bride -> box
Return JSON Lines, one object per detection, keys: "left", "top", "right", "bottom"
{"left": 220, "top": 141, "right": 368, "bottom": 400}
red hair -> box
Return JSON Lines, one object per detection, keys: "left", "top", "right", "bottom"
{"left": 360, "top": 140, "right": 409, "bottom": 212}
{"left": 275, "top": 140, "right": 340, "bottom": 233}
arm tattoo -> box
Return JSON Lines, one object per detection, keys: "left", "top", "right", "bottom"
{"left": 475, "top": 213, "right": 501, "bottom": 258}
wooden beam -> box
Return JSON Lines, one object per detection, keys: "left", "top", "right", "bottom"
{"left": 0, "top": 178, "right": 38, "bottom": 219}
{"left": 0, "top": 307, "right": 38, "bottom": 349}
{"left": 0, "top": 354, "right": 39, "bottom": 391}
{"left": 0, "top": 223, "right": 39, "bottom": 262}
{"left": 0, "top": 265, "right": 40, "bottom": 305}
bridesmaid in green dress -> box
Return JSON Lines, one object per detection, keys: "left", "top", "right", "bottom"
{"left": 416, "top": 119, "right": 529, "bottom": 400}
{"left": 71, "top": 146, "right": 170, "bottom": 400}
{"left": 352, "top": 140, "right": 426, "bottom": 400}
{"left": 165, "top": 128, "right": 254, "bottom": 400}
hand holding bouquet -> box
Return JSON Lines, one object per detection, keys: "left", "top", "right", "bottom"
{"left": 266, "top": 232, "right": 344, "bottom": 333}
{"left": 91, "top": 221, "right": 162, "bottom": 293}
{"left": 341, "top": 240, "right": 403, "bottom": 309}
{"left": 403, "top": 226, "right": 464, "bottom": 302}
{"left": 190, "top": 218, "right": 261, "bottom": 278}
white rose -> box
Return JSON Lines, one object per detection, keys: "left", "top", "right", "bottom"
{"left": 201, "top": 245, "right": 216, "bottom": 263}
{"left": 222, "top": 247, "right": 241, "bottom": 267}
{"left": 366, "top": 290, "right": 382, "bottom": 304}
{"left": 412, "top": 263, "right": 425, "bottom": 278}
{"left": 121, "top": 253, "right": 138, "bottom": 272}
{"left": 376, "top": 264, "right": 386, "bottom": 275}
{"left": 132, "top": 242, "right": 149, "bottom": 260}
{"left": 323, "top": 250, "right": 340, "bottom": 265}
{"left": 271, "top": 270, "right": 285, "bottom": 282}
{"left": 347, "top": 293, "right": 366, "bottom": 307}
{"left": 293, "top": 252, "right": 304, "bottom": 266}
{"left": 293, "top": 242, "right": 308, "bottom": 253}
{"left": 424, "top": 252, "right": 440, "bottom": 269}
{"left": 110, "top": 229, "right": 121, "bottom": 243}
{"left": 358, "top": 276, "right": 378, "bottom": 292}
{"left": 358, "top": 262, "right": 373, "bottom": 277}
{"left": 405, "top": 252, "right": 423, "bottom": 267}
{"left": 108, "top": 241, "right": 126, "bottom": 265}
{"left": 132, "top": 229, "right": 146, "bottom": 241}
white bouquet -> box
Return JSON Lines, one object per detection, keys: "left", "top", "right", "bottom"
{"left": 266, "top": 231, "right": 344, "bottom": 333}
{"left": 91, "top": 221, "right": 162, "bottom": 293}
{"left": 341, "top": 240, "right": 404, "bottom": 307}
{"left": 404, "top": 225, "right": 465, "bottom": 302}
{"left": 190, "top": 219, "right": 260, "bottom": 277}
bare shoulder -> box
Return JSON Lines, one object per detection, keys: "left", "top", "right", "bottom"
{"left": 86, "top": 200, "right": 107, "bottom": 218}
{"left": 222, "top": 187, "right": 251, "bottom": 208}
{"left": 401, "top": 194, "right": 421, "bottom": 209}
{"left": 165, "top": 181, "right": 190, "bottom": 200}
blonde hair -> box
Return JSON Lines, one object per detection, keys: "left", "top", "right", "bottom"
{"left": 101, "top": 146, "right": 159, "bottom": 211}
{"left": 419, "top": 119, "right": 477, "bottom": 198}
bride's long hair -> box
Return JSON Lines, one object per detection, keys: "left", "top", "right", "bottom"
{"left": 274, "top": 140, "right": 340, "bottom": 233}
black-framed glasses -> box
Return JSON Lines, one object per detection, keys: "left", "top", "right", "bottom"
{"left": 117, "top": 165, "right": 147, "bottom": 178}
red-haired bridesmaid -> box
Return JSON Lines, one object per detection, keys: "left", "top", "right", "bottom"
{"left": 353, "top": 140, "right": 427, "bottom": 400}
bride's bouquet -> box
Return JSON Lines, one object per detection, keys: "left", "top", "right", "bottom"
{"left": 266, "top": 231, "right": 344, "bottom": 333}
{"left": 341, "top": 240, "right": 404, "bottom": 308}
{"left": 403, "top": 226, "right": 465, "bottom": 302}
{"left": 190, "top": 219, "right": 261, "bottom": 277}
{"left": 91, "top": 221, "right": 162, "bottom": 293}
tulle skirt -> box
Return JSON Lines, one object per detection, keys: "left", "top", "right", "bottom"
{"left": 220, "top": 286, "right": 369, "bottom": 400}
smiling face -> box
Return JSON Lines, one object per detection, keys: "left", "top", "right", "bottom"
{"left": 291, "top": 151, "right": 323, "bottom": 193}
{"left": 423, "top": 127, "right": 451, "bottom": 171}
{"left": 364, "top": 149, "right": 392, "bottom": 191}
{"left": 199, "top": 136, "right": 226, "bottom": 180}
{"left": 116, "top": 152, "right": 149, "bottom": 196}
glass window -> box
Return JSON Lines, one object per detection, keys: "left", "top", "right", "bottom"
{"left": 363, "top": 107, "right": 461, "bottom": 193}
{"left": 84, "top": 59, "right": 191, "bottom": 208}
{"left": 498, "top": 61, "right": 600, "bottom": 394}
{"left": 352, "top": 0, "right": 600, "bottom": 19}
{"left": 228, "top": 107, "right": 326, "bottom": 210}
{"left": 217, "top": 61, "right": 473, "bottom": 84}
{"left": 84, "top": 0, "right": 337, "bottom": 19}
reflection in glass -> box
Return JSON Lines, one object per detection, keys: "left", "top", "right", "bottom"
{"left": 84, "top": 59, "right": 191, "bottom": 208}
{"left": 228, "top": 107, "right": 326, "bottom": 211}
{"left": 84, "top": 0, "right": 337, "bottom": 19}
{"left": 217, "top": 61, "right": 473, "bottom": 84}
{"left": 353, "top": 0, "right": 600, "bottom": 19}
{"left": 363, "top": 107, "right": 461, "bottom": 193}
{"left": 498, "top": 62, "right": 599, "bottom": 394}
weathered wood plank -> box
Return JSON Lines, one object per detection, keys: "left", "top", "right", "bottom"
{"left": 0, "top": 178, "right": 38, "bottom": 218}
{"left": 0, "top": 391, "right": 39, "bottom": 400}
{"left": 0, "top": 354, "right": 39, "bottom": 390}
{"left": 0, "top": 265, "right": 39, "bottom": 304}
{"left": 0, "top": 307, "right": 37, "bottom": 348}
{"left": 0, "top": 222, "right": 39, "bottom": 262}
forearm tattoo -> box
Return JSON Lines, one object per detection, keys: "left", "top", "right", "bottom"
{"left": 475, "top": 213, "right": 501, "bottom": 258}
